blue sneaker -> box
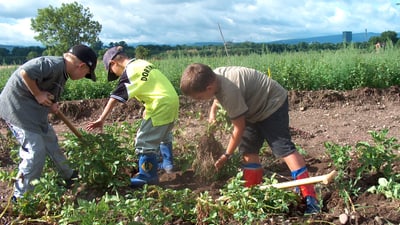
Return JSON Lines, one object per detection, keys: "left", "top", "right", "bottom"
{"left": 305, "top": 196, "right": 320, "bottom": 214}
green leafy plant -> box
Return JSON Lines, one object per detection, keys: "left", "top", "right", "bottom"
{"left": 355, "top": 129, "right": 399, "bottom": 178}
{"left": 61, "top": 131, "right": 132, "bottom": 190}
{"left": 104, "top": 121, "right": 141, "bottom": 150}
{"left": 196, "top": 172, "right": 299, "bottom": 224}
{"left": 367, "top": 175, "right": 400, "bottom": 200}
{"left": 59, "top": 187, "right": 198, "bottom": 224}
{"left": 214, "top": 103, "right": 232, "bottom": 133}
{"left": 325, "top": 129, "right": 400, "bottom": 210}
{"left": 12, "top": 172, "right": 70, "bottom": 222}
{"left": 324, "top": 142, "right": 360, "bottom": 204}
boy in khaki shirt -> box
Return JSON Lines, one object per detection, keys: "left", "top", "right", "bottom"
{"left": 180, "top": 63, "right": 320, "bottom": 214}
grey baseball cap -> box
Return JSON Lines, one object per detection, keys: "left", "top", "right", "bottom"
{"left": 103, "top": 46, "right": 123, "bottom": 81}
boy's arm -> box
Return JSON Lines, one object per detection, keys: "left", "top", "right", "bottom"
{"left": 86, "top": 98, "right": 119, "bottom": 131}
{"left": 214, "top": 114, "right": 246, "bottom": 169}
{"left": 99, "top": 98, "right": 119, "bottom": 122}
{"left": 20, "top": 69, "right": 53, "bottom": 107}
{"left": 208, "top": 99, "right": 219, "bottom": 123}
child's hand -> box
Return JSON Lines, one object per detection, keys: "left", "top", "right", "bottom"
{"left": 208, "top": 116, "right": 216, "bottom": 124}
{"left": 214, "top": 154, "right": 229, "bottom": 170}
{"left": 36, "top": 91, "right": 54, "bottom": 107}
{"left": 49, "top": 102, "right": 59, "bottom": 114}
{"left": 86, "top": 119, "right": 104, "bottom": 131}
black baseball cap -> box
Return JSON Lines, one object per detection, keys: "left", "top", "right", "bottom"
{"left": 68, "top": 44, "right": 97, "bottom": 82}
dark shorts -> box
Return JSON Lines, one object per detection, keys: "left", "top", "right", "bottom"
{"left": 239, "top": 99, "right": 297, "bottom": 158}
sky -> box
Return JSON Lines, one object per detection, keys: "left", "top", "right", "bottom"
{"left": 0, "top": 0, "right": 400, "bottom": 46}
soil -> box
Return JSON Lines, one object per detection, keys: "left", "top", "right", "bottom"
{"left": 1, "top": 86, "right": 400, "bottom": 224}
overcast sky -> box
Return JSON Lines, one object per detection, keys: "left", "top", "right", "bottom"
{"left": 1, "top": 0, "right": 400, "bottom": 46}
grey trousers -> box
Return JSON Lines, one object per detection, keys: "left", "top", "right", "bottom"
{"left": 7, "top": 122, "right": 73, "bottom": 198}
{"left": 135, "top": 118, "right": 174, "bottom": 155}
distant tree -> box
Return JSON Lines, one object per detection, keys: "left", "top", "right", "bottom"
{"left": 0, "top": 48, "right": 10, "bottom": 64}
{"left": 91, "top": 40, "right": 104, "bottom": 53}
{"left": 380, "top": 31, "right": 398, "bottom": 45}
{"left": 368, "top": 36, "right": 382, "bottom": 45}
{"left": 26, "top": 51, "right": 39, "bottom": 60}
{"left": 11, "top": 47, "right": 29, "bottom": 57}
{"left": 31, "top": 2, "right": 102, "bottom": 55}
{"left": 368, "top": 31, "right": 398, "bottom": 47}
{"left": 0, "top": 48, "right": 9, "bottom": 57}
{"left": 135, "top": 46, "right": 150, "bottom": 59}
{"left": 108, "top": 41, "right": 129, "bottom": 49}
{"left": 125, "top": 47, "right": 136, "bottom": 58}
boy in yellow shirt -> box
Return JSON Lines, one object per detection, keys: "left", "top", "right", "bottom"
{"left": 86, "top": 46, "right": 179, "bottom": 187}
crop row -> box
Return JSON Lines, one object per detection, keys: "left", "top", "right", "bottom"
{"left": 1, "top": 47, "right": 400, "bottom": 100}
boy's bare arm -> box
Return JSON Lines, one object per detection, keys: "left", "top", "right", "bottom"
{"left": 99, "top": 98, "right": 119, "bottom": 122}
{"left": 226, "top": 115, "right": 246, "bottom": 155}
{"left": 215, "top": 115, "right": 246, "bottom": 169}
{"left": 86, "top": 98, "right": 119, "bottom": 131}
{"left": 208, "top": 99, "right": 219, "bottom": 123}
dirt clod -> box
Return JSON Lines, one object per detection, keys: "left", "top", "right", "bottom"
{"left": 192, "top": 131, "right": 224, "bottom": 181}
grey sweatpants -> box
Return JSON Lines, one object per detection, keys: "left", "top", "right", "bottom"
{"left": 7, "top": 122, "right": 73, "bottom": 198}
{"left": 134, "top": 118, "right": 174, "bottom": 155}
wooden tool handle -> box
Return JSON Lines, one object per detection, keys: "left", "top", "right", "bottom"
{"left": 56, "top": 111, "right": 83, "bottom": 139}
{"left": 260, "top": 170, "right": 337, "bottom": 190}
{"left": 47, "top": 94, "right": 82, "bottom": 139}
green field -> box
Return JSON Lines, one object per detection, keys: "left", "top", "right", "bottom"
{"left": 1, "top": 47, "right": 400, "bottom": 100}
{"left": 1, "top": 47, "right": 400, "bottom": 224}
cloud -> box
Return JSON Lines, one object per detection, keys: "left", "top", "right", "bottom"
{"left": 0, "top": 0, "right": 400, "bottom": 46}
{"left": 0, "top": 18, "right": 37, "bottom": 45}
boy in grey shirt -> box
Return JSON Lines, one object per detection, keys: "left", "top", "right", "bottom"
{"left": 0, "top": 44, "right": 97, "bottom": 201}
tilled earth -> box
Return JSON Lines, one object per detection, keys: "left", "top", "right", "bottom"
{"left": 1, "top": 86, "right": 400, "bottom": 224}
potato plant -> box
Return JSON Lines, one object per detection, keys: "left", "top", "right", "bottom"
{"left": 62, "top": 131, "right": 132, "bottom": 190}
{"left": 325, "top": 129, "right": 400, "bottom": 208}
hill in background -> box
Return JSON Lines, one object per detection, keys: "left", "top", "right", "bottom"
{"left": 0, "top": 45, "right": 15, "bottom": 51}
{"left": 145, "top": 32, "right": 382, "bottom": 47}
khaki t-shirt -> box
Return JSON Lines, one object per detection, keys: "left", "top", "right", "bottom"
{"left": 213, "top": 66, "right": 287, "bottom": 123}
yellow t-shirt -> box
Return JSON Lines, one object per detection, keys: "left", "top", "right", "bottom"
{"left": 110, "top": 59, "right": 179, "bottom": 126}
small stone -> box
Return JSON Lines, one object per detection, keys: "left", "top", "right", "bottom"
{"left": 374, "top": 216, "right": 383, "bottom": 225}
{"left": 134, "top": 216, "right": 143, "bottom": 222}
{"left": 339, "top": 213, "right": 348, "bottom": 224}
